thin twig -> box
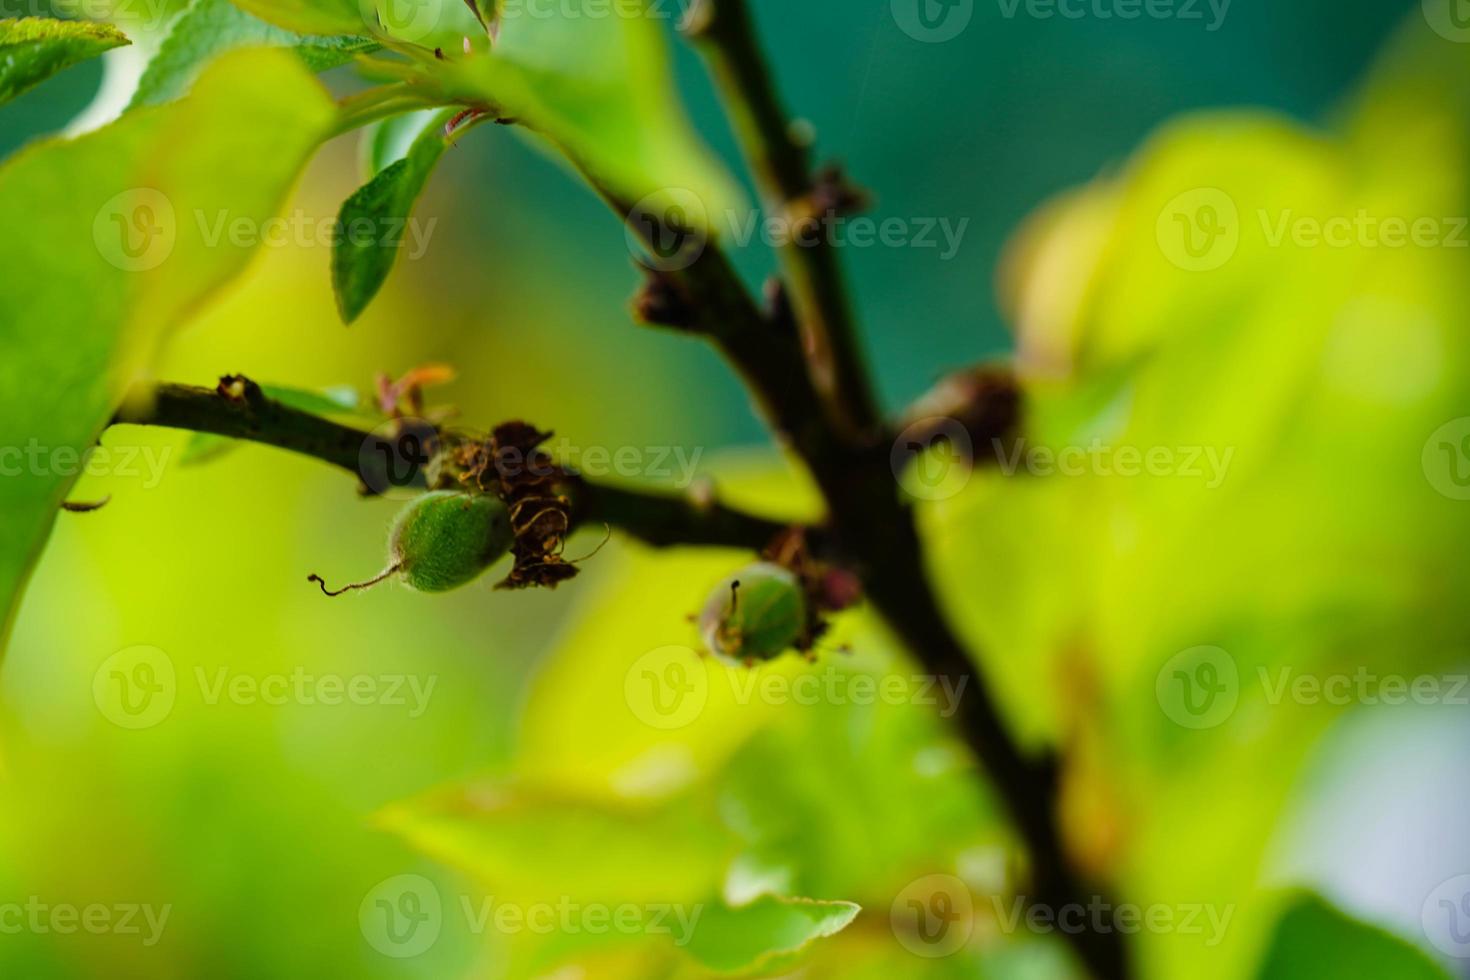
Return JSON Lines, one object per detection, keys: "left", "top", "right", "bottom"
{"left": 110, "top": 379, "right": 791, "bottom": 555}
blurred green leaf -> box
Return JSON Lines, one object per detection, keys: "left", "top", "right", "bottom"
{"left": 0, "top": 48, "right": 335, "bottom": 643}
{"left": 131, "top": 0, "right": 377, "bottom": 108}
{"left": 228, "top": 0, "right": 365, "bottom": 38}
{"left": 431, "top": 0, "right": 741, "bottom": 218}
{"left": 357, "top": 107, "right": 440, "bottom": 179}
{"left": 952, "top": 14, "right": 1470, "bottom": 980}
{"left": 682, "top": 895, "right": 860, "bottom": 975}
{"left": 376, "top": 779, "right": 734, "bottom": 907}
{"left": 515, "top": 546, "right": 790, "bottom": 800}
{"left": 1255, "top": 893, "right": 1449, "bottom": 980}
{"left": 0, "top": 17, "right": 129, "bottom": 107}
{"left": 717, "top": 648, "right": 998, "bottom": 905}
{"left": 235, "top": 0, "right": 741, "bottom": 217}
{"left": 333, "top": 109, "right": 450, "bottom": 322}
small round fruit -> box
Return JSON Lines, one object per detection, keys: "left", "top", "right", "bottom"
{"left": 699, "top": 562, "right": 806, "bottom": 664}
{"left": 310, "top": 491, "right": 513, "bottom": 596}
{"left": 391, "top": 491, "right": 514, "bottom": 593}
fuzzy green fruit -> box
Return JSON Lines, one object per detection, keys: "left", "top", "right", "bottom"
{"left": 310, "top": 491, "right": 513, "bottom": 596}
{"left": 699, "top": 562, "right": 806, "bottom": 664}
{"left": 391, "top": 491, "right": 514, "bottom": 593}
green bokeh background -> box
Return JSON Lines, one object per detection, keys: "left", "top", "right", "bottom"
{"left": 3, "top": 1, "right": 1468, "bottom": 978}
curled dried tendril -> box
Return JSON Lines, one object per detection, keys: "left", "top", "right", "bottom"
{"left": 455, "top": 422, "right": 582, "bottom": 590}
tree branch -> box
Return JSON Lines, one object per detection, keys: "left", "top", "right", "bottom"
{"left": 110, "top": 379, "right": 789, "bottom": 554}
{"left": 618, "top": 13, "right": 1131, "bottom": 977}
{"left": 682, "top": 0, "right": 880, "bottom": 441}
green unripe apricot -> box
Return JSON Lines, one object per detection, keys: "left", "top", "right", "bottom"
{"left": 699, "top": 562, "right": 807, "bottom": 665}
{"left": 310, "top": 491, "right": 513, "bottom": 596}
{"left": 391, "top": 491, "right": 514, "bottom": 592}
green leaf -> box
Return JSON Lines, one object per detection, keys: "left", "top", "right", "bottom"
{"left": 1255, "top": 893, "right": 1450, "bottom": 980}
{"left": 357, "top": 107, "right": 441, "bottom": 179}
{"left": 238, "top": 0, "right": 742, "bottom": 220}
{"left": 180, "top": 383, "right": 361, "bottom": 464}
{"left": 953, "top": 13, "right": 1470, "bottom": 980}
{"left": 0, "top": 17, "right": 130, "bottom": 107}
{"left": 375, "top": 780, "right": 733, "bottom": 908}
{"left": 0, "top": 48, "right": 335, "bottom": 643}
{"left": 681, "top": 895, "right": 860, "bottom": 975}
{"left": 332, "top": 109, "right": 450, "bottom": 322}
{"left": 433, "top": 1, "right": 742, "bottom": 219}
{"left": 131, "top": 0, "right": 377, "bottom": 108}
{"left": 717, "top": 669, "right": 997, "bottom": 905}
{"left": 228, "top": 0, "right": 365, "bottom": 38}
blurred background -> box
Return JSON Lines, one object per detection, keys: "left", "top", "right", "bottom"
{"left": 4, "top": 0, "right": 1470, "bottom": 977}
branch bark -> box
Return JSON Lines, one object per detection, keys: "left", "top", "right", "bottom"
{"left": 683, "top": 0, "right": 880, "bottom": 442}
{"left": 637, "top": 5, "right": 1128, "bottom": 975}
{"left": 110, "top": 379, "right": 790, "bottom": 554}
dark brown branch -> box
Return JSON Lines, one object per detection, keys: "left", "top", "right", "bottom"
{"left": 682, "top": 0, "right": 880, "bottom": 441}
{"left": 621, "top": 21, "right": 1129, "bottom": 980}
{"left": 109, "top": 379, "right": 790, "bottom": 554}
{"left": 629, "top": 240, "right": 1126, "bottom": 980}
{"left": 570, "top": 480, "right": 786, "bottom": 551}
{"left": 114, "top": 376, "right": 368, "bottom": 470}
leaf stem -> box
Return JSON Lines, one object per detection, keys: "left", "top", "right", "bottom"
{"left": 331, "top": 85, "right": 442, "bottom": 140}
